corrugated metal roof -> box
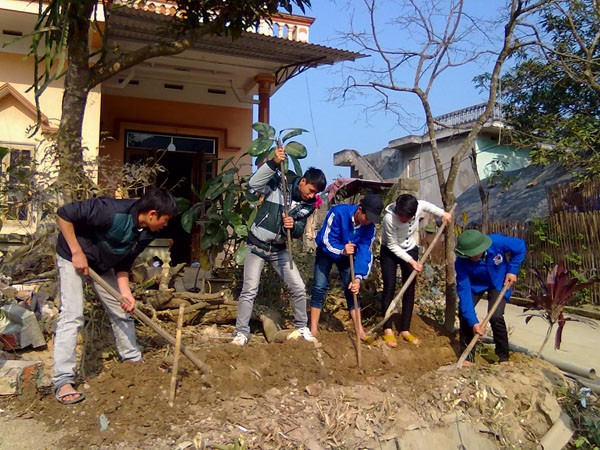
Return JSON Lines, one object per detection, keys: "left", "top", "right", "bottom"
{"left": 108, "top": 7, "right": 365, "bottom": 76}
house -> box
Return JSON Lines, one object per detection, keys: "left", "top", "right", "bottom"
{"left": 0, "top": 0, "right": 362, "bottom": 262}
{"left": 333, "top": 103, "right": 530, "bottom": 206}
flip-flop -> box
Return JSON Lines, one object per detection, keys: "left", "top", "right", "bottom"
{"left": 401, "top": 333, "right": 421, "bottom": 346}
{"left": 55, "top": 388, "right": 86, "bottom": 405}
{"left": 383, "top": 334, "right": 397, "bottom": 348}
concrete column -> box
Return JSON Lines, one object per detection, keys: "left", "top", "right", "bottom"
{"left": 255, "top": 74, "right": 275, "bottom": 125}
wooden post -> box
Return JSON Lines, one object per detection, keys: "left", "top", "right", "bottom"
{"left": 169, "top": 304, "right": 185, "bottom": 407}
{"left": 88, "top": 268, "right": 210, "bottom": 374}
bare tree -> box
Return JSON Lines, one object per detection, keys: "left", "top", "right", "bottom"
{"left": 338, "top": 0, "right": 556, "bottom": 330}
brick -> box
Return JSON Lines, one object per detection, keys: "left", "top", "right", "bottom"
{"left": 0, "top": 360, "right": 43, "bottom": 395}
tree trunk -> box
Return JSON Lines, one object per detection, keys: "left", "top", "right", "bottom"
{"left": 469, "top": 146, "right": 490, "bottom": 233}
{"left": 56, "top": 2, "right": 95, "bottom": 203}
{"left": 442, "top": 192, "right": 457, "bottom": 332}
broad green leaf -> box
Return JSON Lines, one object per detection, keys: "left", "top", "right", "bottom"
{"left": 205, "top": 181, "right": 226, "bottom": 200}
{"left": 291, "top": 156, "right": 303, "bottom": 177}
{"left": 280, "top": 128, "right": 309, "bottom": 143}
{"left": 176, "top": 197, "right": 191, "bottom": 213}
{"left": 234, "top": 223, "right": 248, "bottom": 237}
{"left": 219, "top": 156, "right": 235, "bottom": 171}
{"left": 0, "top": 147, "right": 8, "bottom": 160}
{"left": 181, "top": 210, "right": 196, "bottom": 233}
{"left": 247, "top": 137, "right": 273, "bottom": 157}
{"left": 221, "top": 168, "right": 236, "bottom": 184}
{"left": 234, "top": 242, "right": 247, "bottom": 265}
{"left": 247, "top": 206, "right": 258, "bottom": 226}
{"left": 252, "top": 122, "right": 276, "bottom": 139}
{"left": 284, "top": 141, "right": 307, "bottom": 159}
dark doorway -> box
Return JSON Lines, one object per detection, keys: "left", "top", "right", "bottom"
{"left": 125, "top": 130, "right": 216, "bottom": 264}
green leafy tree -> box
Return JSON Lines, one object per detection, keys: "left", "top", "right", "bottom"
{"left": 501, "top": 0, "right": 600, "bottom": 182}
{"left": 247, "top": 122, "right": 309, "bottom": 267}
{"left": 181, "top": 122, "right": 309, "bottom": 269}
{"left": 6, "top": 0, "right": 310, "bottom": 202}
{"left": 181, "top": 155, "right": 259, "bottom": 269}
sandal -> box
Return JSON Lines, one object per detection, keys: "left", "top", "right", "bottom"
{"left": 383, "top": 334, "right": 397, "bottom": 348}
{"left": 401, "top": 332, "right": 421, "bottom": 346}
{"left": 360, "top": 335, "right": 376, "bottom": 345}
{"left": 55, "top": 385, "right": 86, "bottom": 405}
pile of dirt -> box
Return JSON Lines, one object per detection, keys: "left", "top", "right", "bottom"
{"left": 0, "top": 315, "right": 570, "bottom": 449}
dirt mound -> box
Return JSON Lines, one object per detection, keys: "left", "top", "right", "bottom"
{"left": 0, "top": 315, "right": 569, "bottom": 449}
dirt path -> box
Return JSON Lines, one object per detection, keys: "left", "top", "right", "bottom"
{"left": 0, "top": 316, "right": 570, "bottom": 449}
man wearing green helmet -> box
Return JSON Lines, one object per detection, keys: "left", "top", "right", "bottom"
{"left": 455, "top": 229, "right": 526, "bottom": 363}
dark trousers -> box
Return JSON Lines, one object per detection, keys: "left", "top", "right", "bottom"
{"left": 380, "top": 245, "right": 419, "bottom": 332}
{"left": 459, "top": 289, "right": 509, "bottom": 362}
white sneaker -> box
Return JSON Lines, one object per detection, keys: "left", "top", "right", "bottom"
{"left": 231, "top": 334, "right": 248, "bottom": 346}
{"left": 297, "top": 327, "right": 317, "bottom": 342}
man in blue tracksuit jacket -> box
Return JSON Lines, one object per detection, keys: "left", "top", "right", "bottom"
{"left": 309, "top": 193, "right": 384, "bottom": 338}
{"left": 455, "top": 229, "right": 526, "bottom": 363}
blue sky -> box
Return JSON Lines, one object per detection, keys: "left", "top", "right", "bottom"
{"left": 266, "top": 1, "right": 497, "bottom": 185}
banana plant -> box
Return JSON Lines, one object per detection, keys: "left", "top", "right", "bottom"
{"left": 247, "top": 122, "right": 309, "bottom": 268}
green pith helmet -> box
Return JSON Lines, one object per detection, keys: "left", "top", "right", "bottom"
{"left": 455, "top": 229, "right": 492, "bottom": 258}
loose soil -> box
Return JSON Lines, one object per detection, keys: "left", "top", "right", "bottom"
{"left": 0, "top": 314, "right": 570, "bottom": 449}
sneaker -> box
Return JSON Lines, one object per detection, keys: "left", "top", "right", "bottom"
{"left": 297, "top": 327, "right": 317, "bottom": 342}
{"left": 231, "top": 334, "right": 248, "bottom": 346}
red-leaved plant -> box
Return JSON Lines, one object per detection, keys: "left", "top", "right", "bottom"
{"left": 526, "top": 261, "right": 599, "bottom": 357}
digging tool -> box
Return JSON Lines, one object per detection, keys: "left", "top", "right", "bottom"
{"left": 349, "top": 247, "right": 362, "bottom": 369}
{"left": 454, "top": 283, "right": 510, "bottom": 369}
{"left": 88, "top": 268, "right": 210, "bottom": 374}
{"left": 277, "top": 140, "right": 294, "bottom": 270}
{"left": 169, "top": 303, "right": 185, "bottom": 407}
{"left": 368, "top": 203, "right": 456, "bottom": 335}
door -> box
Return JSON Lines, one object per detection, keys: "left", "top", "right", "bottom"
{"left": 125, "top": 130, "right": 216, "bottom": 264}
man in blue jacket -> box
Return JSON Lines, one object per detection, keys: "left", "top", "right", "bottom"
{"left": 309, "top": 193, "right": 384, "bottom": 338}
{"left": 455, "top": 229, "right": 526, "bottom": 363}
{"left": 54, "top": 188, "right": 178, "bottom": 404}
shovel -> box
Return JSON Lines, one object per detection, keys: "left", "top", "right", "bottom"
{"left": 88, "top": 268, "right": 210, "bottom": 374}
{"left": 453, "top": 283, "right": 510, "bottom": 369}
{"left": 349, "top": 249, "right": 362, "bottom": 369}
{"left": 368, "top": 203, "right": 456, "bottom": 335}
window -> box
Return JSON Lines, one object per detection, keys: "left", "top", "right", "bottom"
{"left": 0, "top": 144, "right": 34, "bottom": 223}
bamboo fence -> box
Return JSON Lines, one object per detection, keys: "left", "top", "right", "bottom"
{"left": 488, "top": 211, "right": 600, "bottom": 305}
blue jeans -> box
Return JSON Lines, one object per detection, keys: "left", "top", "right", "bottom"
{"left": 235, "top": 245, "right": 309, "bottom": 338}
{"left": 310, "top": 247, "right": 357, "bottom": 311}
{"left": 53, "top": 255, "right": 141, "bottom": 390}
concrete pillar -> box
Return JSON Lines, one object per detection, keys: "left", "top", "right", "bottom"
{"left": 255, "top": 74, "right": 275, "bottom": 125}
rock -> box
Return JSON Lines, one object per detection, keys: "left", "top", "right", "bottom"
{"left": 0, "top": 304, "right": 45, "bottom": 349}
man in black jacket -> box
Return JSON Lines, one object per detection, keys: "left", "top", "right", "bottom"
{"left": 232, "top": 147, "right": 326, "bottom": 346}
{"left": 53, "top": 188, "right": 177, "bottom": 404}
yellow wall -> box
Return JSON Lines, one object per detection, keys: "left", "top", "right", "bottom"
{"left": 0, "top": 52, "right": 101, "bottom": 154}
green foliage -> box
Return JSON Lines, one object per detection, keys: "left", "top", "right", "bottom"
{"left": 0, "top": 137, "right": 165, "bottom": 232}
{"left": 561, "top": 386, "right": 600, "bottom": 449}
{"left": 248, "top": 122, "right": 309, "bottom": 175}
{"left": 500, "top": 1, "right": 600, "bottom": 181}
{"left": 181, "top": 155, "right": 259, "bottom": 269}
{"left": 525, "top": 261, "right": 599, "bottom": 356}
